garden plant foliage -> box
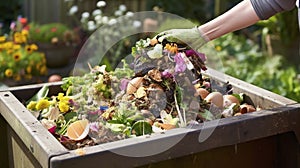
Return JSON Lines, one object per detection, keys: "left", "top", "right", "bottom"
{"left": 209, "top": 33, "right": 300, "bottom": 102}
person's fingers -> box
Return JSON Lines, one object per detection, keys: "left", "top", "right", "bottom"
{"left": 158, "top": 34, "right": 175, "bottom": 43}
{"left": 160, "top": 29, "right": 173, "bottom": 35}
{"left": 165, "top": 33, "right": 189, "bottom": 44}
{"left": 154, "top": 29, "right": 189, "bottom": 44}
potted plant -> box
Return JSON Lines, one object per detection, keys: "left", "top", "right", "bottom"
{"left": 28, "top": 22, "right": 80, "bottom": 68}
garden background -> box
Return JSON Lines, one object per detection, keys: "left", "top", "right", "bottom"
{"left": 0, "top": 0, "right": 299, "bottom": 102}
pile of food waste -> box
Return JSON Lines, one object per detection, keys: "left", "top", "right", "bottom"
{"left": 26, "top": 36, "right": 260, "bottom": 150}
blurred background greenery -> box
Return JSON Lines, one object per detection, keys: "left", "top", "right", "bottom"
{"left": 1, "top": 0, "right": 299, "bottom": 101}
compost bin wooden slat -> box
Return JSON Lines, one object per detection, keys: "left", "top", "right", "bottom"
{"left": 0, "top": 90, "right": 68, "bottom": 168}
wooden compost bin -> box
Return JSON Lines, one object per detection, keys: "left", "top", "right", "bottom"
{"left": 1, "top": 68, "right": 300, "bottom": 168}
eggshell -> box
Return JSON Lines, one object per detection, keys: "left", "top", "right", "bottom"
{"left": 195, "top": 88, "right": 209, "bottom": 99}
{"left": 135, "top": 86, "right": 147, "bottom": 98}
{"left": 148, "top": 68, "right": 162, "bottom": 82}
{"left": 223, "top": 95, "right": 240, "bottom": 107}
{"left": 204, "top": 92, "right": 224, "bottom": 108}
{"left": 157, "top": 123, "right": 176, "bottom": 130}
{"left": 126, "top": 77, "right": 144, "bottom": 94}
{"left": 240, "top": 104, "right": 256, "bottom": 113}
{"left": 66, "top": 119, "right": 89, "bottom": 141}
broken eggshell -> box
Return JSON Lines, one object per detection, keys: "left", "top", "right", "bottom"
{"left": 223, "top": 95, "right": 240, "bottom": 107}
{"left": 147, "top": 68, "right": 162, "bottom": 82}
{"left": 135, "top": 86, "right": 147, "bottom": 98}
{"left": 195, "top": 88, "right": 209, "bottom": 99}
{"left": 126, "top": 77, "right": 144, "bottom": 94}
{"left": 240, "top": 104, "right": 256, "bottom": 114}
{"left": 204, "top": 92, "right": 224, "bottom": 108}
{"left": 157, "top": 123, "right": 176, "bottom": 130}
{"left": 66, "top": 119, "right": 90, "bottom": 141}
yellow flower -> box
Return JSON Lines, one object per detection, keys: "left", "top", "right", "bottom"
{"left": 59, "top": 102, "right": 69, "bottom": 113}
{"left": 41, "top": 53, "right": 46, "bottom": 64}
{"left": 21, "top": 29, "right": 29, "bottom": 37}
{"left": 13, "top": 74, "right": 21, "bottom": 81}
{"left": 22, "top": 36, "right": 27, "bottom": 43}
{"left": 61, "top": 96, "right": 70, "bottom": 102}
{"left": 0, "top": 44, "right": 4, "bottom": 51}
{"left": 30, "top": 44, "right": 38, "bottom": 51}
{"left": 14, "top": 32, "right": 27, "bottom": 44}
{"left": 36, "top": 99, "right": 50, "bottom": 110}
{"left": 27, "top": 101, "right": 37, "bottom": 110}
{"left": 215, "top": 46, "right": 222, "bottom": 51}
{"left": 165, "top": 43, "right": 178, "bottom": 54}
{"left": 56, "top": 93, "right": 71, "bottom": 113}
{"left": 4, "top": 42, "right": 13, "bottom": 49}
{"left": 5, "top": 69, "right": 13, "bottom": 77}
{"left": 39, "top": 65, "right": 47, "bottom": 75}
{"left": 14, "top": 31, "right": 28, "bottom": 44}
{"left": 25, "top": 45, "right": 32, "bottom": 53}
{"left": 26, "top": 44, "right": 38, "bottom": 53}
{"left": 13, "top": 52, "right": 22, "bottom": 62}
{"left": 57, "top": 93, "right": 65, "bottom": 100}
{"left": 13, "top": 44, "right": 21, "bottom": 50}
{"left": 0, "top": 36, "right": 6, "bottom": 42}
{"left": 14, "top": 32, "right": 22, "bottom": 43}
{"left": 36, "top": 62, "right": 42, "bottom": 70}
{"left": 26, "top": 66, "right": 32, "bottom": 73}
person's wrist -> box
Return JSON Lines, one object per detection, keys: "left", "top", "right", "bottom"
{"left": 189, "top": 27, "right": 208, "bottom": 50}
{"left": 195, "top": 26, "right": 210, "bottom": 42}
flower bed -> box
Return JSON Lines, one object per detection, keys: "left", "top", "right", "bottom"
{"left": 0, "top": 18, "right": 47, "bottom": 86}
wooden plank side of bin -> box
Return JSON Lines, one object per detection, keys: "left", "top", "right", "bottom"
{"left": 138, "top": 131, "right": 299, "bottom": 168}
{"left": 50, "top": 104, "right": 300, "bottom": 168}
{"left": 0, "top": 91, "right": 68, "bottom": 168}
{"left": 6, "top": 125, "right": 43, "bottom": 168}
{"left": 0, "top": 115, "right": 9, "bottom": 168}
{"left": 1, "top": 81, "right": 63, "bottom": 102}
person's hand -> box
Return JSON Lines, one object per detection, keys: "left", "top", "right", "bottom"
{"left": 155, "top": 27, "right": 208, "bottom": 50}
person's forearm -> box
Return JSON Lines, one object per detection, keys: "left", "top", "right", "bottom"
{"left": 198, "top": 0, "right": 260, "bottom": 41}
